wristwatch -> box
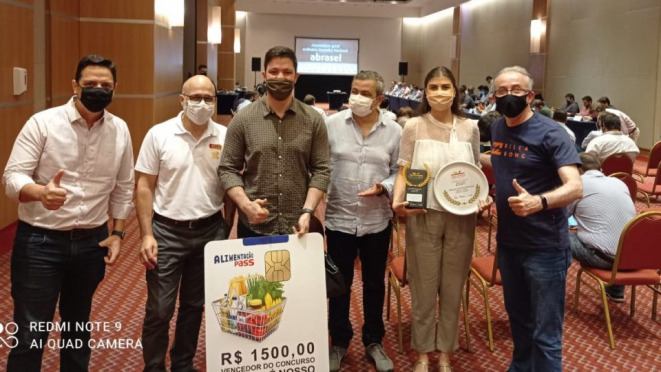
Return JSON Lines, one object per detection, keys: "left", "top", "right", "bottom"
{"left": 539, "top": 195, "right": 548, "bottom": 211}
{"left": 301, "top": 208, "right": 315, "bottom": 216}
{"left": 111, "top": 230, "right": 126, "bottom": 240}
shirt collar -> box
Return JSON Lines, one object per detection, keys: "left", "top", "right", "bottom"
{"left": 604, "top": 131, "right": 624, "bottom": 136}
{"left": 258, "top": 96, "right": 301, "bottom": 118}
{"left": 583, "top": 169, "right": 604, "bottom": 178}
{"left": 175, "top": 111, "right": 218, "bottom": 138}
{"left": 344, "top": 108, "right": 386, "bottom": 128}
{"left": 64, "top": 96, "right": 109, "bottom": 126}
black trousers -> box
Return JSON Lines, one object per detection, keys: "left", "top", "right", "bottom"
{"left": 142, "top": 217, "right": 228, "bottom": 372}
{"left": 7, "top": 221, "right": 108, "bottom": 372}
{"left": 326, "top": 225, "right": 392, "bottom": 348}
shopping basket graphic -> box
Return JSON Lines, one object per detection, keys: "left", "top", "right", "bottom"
{"left": 212, "top": 274, "right": 287, "bottom": 342}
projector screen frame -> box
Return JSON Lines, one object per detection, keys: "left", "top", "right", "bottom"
{"left": 294, "top": 36, "right": 360, "bottom": 76}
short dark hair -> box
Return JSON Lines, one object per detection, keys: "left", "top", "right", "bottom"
{"left": 599, "top": 112, "right": 621, "bottom": 131}
{"left": 552, "top": 109, "right": 567, "bottom": 123}
{"left": 198, "top": 64, "right": 207, "bottom": 70}
{"left": 303, "top": 94, "right": 316, "bottom": 105}
{"left": 75, "top": 55, "right": 117, "bottom": 84}
{"left": 264, "top": 46, "right": 297, "bottom": 71}
{"left": 582, "top": 95, "right": 592, "bottom": 102}
{"left": 396, "top": 106, "right": 414, "bottom": 119}
{"left": 486, "top": 76, "right": 493, "bottom": 81}
{"left": 580, "top": 152, "right": 601, "bottom": 171}
{"left": 534, "top": 92, "right": 544, "bottom": 101}
{"left": 531, "top": 99, "right": 545, "bottom": 109}
{"left": 565, "top": 93, "right": 575, "bottom": 100}
{"left": 245, "top": 91, "right": 257, "bottom": 100}
{"left": 597, "top": 96, "right": 610, "bottom": 105}
{"left": 418, "top": 66, "right": 463, "bottom": 117}
{"left": 477, "top": 111, "right": 501, "bottom": 143}
{"left": 380, "top": 97, "right": 390, "bottom": 109}
{"left": 256, "top": 84, "right": 266, "bottom": 96}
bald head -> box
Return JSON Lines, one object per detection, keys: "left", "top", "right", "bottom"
{"left": 182, "top": 75, "right": 215, "bottom": 96}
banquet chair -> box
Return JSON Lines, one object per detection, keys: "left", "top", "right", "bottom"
{"left": 633, "top": 140, "right": 661, "bottom": 180}
{"left": 601, "top": 153, "right": 634, "bottom": 176}
{"left": 465, "top": 235, "right": 502, "bottom": 352}
{"left": 573, "top": 211, "right": 661, "bottom": 349}
{"left": 637, "top": 162, "right": 661, "bottom": 205}
{"left": 608, "top": 172, "right": 642, "bottom": 205}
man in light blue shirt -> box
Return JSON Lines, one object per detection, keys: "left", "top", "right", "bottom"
{"left": 325, "top": 70, "right": 400, "bottom": 372}
{"left": 568, "top": 152, "right": 636, "bottom": 302}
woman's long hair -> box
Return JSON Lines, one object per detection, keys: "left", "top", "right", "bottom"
{"left": 417, "top": 66, "right": 463, "bottom": 118}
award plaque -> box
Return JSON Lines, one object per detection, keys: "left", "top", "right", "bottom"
{"left": 402, "top": 163, "right": 430, "bottom": 209}
{"left": 433, "top": 161, "right": 488, "bottom": 215}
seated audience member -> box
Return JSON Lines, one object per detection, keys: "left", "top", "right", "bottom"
{"left": 596, "top": 96, "right": 639, "bottom": 143}
{"left": 395, "top": 106, "right": 414, "bottom": 127}
{"left": 531, "top": 99, "right": 553, "bottom": 118}
{"left": 477, "top": 111, "right": 501, "bottom": 153}
{"left": 237, "top": 91, "right": 257, "bottom": 111}
{"left": 471, "top": 101, "right": 488, "bottom": 116}
{"left": 552, "top": 109, "right": 576, "bottom": 143}
{"left": 412, "top": 87, "right": 423, "bottom": 101}
{"left": 379, "top": 97, "right": 397, "bottom": 121}
{"left": 579, "top": 95, "right": 598, "bottom": 120}
{"left": 534, "top": 91, "right": 547, "bottom": 105}
{"left": 569, "top": 152, "right": 636, "bottom": 302}
{"left": 303, "top": 94, "right": 327, "bottom": 119}
{"left": 459, "top": 85, "right": 476, "bottom": 109}
{"left": 485, "top": 93, "right": 497, "bottom": 112}
{"left": 467, "top": 86, "right": 478, "bottom": 102}
{"left": 582, "top": 128, "right": 602, "bottom": 149}
{"left": 586, "top": 112, "right": 639, "bottom": 162}
{"left": 478, "top": 85, "right": 489, "bottom": 103}
{"left": 561, "top": 93, "right": 580, "bottom": 115}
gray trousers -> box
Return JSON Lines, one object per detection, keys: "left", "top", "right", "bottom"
{"left": 142, "top": 216, "right": 229, "bottom": 372}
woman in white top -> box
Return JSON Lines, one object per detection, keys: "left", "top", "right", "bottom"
{"left": 392, "top": 67, "right": 491, "bottom": 372}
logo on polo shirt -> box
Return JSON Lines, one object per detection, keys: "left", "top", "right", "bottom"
{"left": 210, "top": 143, "right": 222, "bottom": 160}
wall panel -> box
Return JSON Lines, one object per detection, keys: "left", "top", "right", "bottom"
{"left": 79, "top": 0, "right": 153, "bottom": 20}
{"left": 79, "top": 22, "right": 155, "bottom": 95}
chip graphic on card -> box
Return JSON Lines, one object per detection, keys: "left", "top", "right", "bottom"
{"left": 265, "top": 250, "right": 291, "bottom": 282}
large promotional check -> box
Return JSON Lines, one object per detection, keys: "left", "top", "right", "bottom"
{"left": 205, "top": 233, "right": 329, "bottom": 372}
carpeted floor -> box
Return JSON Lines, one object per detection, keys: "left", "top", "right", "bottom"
{"left": 0, "top": 122, "right": 659, "bottom": 370}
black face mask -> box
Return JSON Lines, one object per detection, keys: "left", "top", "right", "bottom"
{"left": 265, "top": 79, "right": 295, "bottom": 101}
{"left": 79, "top": 87, "right": 113, "bottom": 113}
{"left": 496, "top": 94, "right": 529, "bottom": 118}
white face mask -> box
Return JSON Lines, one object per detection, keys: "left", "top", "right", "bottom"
{"left": 184, "top": 99, "right": 215, "bottom": 125}
{"left": 349, "top": 94, "right": 375, "bottom": 117}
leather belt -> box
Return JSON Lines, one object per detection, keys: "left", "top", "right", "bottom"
{"left": 153, "top": 211, "right": 222, "bottom": 229}
{"left": 18, "top": 220, "right": 108, "bottom": 241}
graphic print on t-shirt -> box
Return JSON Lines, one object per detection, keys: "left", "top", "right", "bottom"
{"left": 491, "top": 142, "right": 529, "bottom": 159}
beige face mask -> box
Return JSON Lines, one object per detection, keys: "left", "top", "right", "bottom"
{"left": 426, "top": 90, "right": 454, "bottom": 112}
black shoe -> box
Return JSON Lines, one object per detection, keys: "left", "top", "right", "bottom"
{"left": 606, "top": 290, "right": 625, "bottom": 303}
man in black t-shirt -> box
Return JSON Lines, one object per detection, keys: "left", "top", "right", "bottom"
{"left": 490, "top": 66, "right": 582, "bottom": 372}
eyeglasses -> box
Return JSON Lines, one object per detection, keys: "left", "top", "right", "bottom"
{"left": 494, "top": 87, "right": 530, "bottom": 98}
{"left": 183, "top": 94, "right": 216, "bottom": 104}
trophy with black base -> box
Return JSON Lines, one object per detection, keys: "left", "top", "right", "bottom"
{"left": 402, "top": 163, "right": 430, "bottom": 209}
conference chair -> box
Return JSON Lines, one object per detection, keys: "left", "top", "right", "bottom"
{"left": 386, "top": 218, "right": 472, "bottom": 353}
{"left": 386, "top": 217, "right": 407, "bottom": 352}
{"left": 637, "top": 162, "right": 661, "bottom": 205}
{"left": 608, "top": 172, "right": 641, "bottom": 204}
{"left": 465, "top": 234, "right": 502, "bottom": 352}
{"left": 573, "top": 211, "right": 661, "bottom": 349}
{"left": 633, "top": 140, "right": 661, "bottom": 180}
{"left": 601, "top": 153, "right": 634, "bottom": 176}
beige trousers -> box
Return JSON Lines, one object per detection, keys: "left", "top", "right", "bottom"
{"left": 629, "top": 126, "right": 640, "bottom": 144}
{"left": 406, "top": 210, "right": 475, "bottom": 353}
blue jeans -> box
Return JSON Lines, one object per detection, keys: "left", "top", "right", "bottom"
{"left": 7, "top": 221, "right": 108, "bottom": 372}
{"left": 568, "top": 231, "right": 624, "bottom": 297}
{"left": 497, "top": 247, "right": 572, "bottom": 372}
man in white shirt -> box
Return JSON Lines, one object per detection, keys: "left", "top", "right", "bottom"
{"left": 2, "top": 55, "right": 134, "bottom": 372}
{"left": 552, "top": 109, "right": 576, "bottom": 143}
{"left": 325, "top": 70, "right": 400, "bottom": 372}
{"left": 303, "top": 94, "right": 328, "bottom": 119}
{"left": 596, "top": 96, "right": 639, "bottom": 143}
{"left": 236, "top": 91, "right": 257, "bottom": 111}
{"left": 586, "top": 112, "right": 639, "bottom": 162}
{"left": 136, "top": 75, "right": 234, "bottom": 372}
